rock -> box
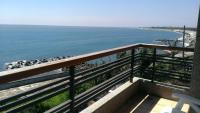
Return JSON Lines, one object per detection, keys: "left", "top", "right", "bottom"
{"left": 4, "top": 56, "right": 72, "bottom": 70}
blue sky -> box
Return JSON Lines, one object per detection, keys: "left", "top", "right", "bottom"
{"left": 0, "top": 0, "right": 199, "bottom": 27}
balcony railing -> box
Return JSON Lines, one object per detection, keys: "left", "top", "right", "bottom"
{"left": 0, "top": 44, "right": 194, "bottom": 113}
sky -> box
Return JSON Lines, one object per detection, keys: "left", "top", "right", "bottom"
{"left": 0, "top": 0, "right": 199, "bottom": 27}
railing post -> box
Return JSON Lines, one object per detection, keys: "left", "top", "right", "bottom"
{"left": 69, "top": 66, "right": 75, "bottom": 113}
{"left": 140, "top": 48, "right": 143, "bottom": 78}
{"left": 130, "top": 49, "right": 135, "bottom": 82}
{"left": 152, "top": 48, "right": 156, "bottom": 82}
{"left": 183, "top": 26, "right": 185, "bottom": 58}
{"left": 183, "top": 26, "right": 186, "bottom": 79}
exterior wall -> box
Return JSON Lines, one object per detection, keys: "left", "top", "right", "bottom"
{"left": 140, "top": 80, "right": 189, "bottom": 101}
{"left": 189, "top": 8, "right": 200, "bottom": 113}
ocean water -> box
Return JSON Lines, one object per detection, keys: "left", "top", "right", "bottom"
{"left": 0, "top": 25, "right": 182, "bottom": 71}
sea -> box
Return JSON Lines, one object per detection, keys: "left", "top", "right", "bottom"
{"left": 0, "top": 25, "right": 182, "bottom": 71}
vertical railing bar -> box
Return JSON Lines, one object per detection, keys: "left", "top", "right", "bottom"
{"left": 183, "top": 26, "right": 186, "bottom": 80}
{"left": 171, "top": 48, "right": 175, "bottom": 71}
{"left": 130, "top": 49, "right": 135, "bottom": 82}
{"left": 69, "top": 66, "right": 75, "bottom": 113}
{"left": 152, "top": 48, "right": 156, "bottom": 82}
{"left": 183, "top": 25, "right": 185, "bottom": 59}
{"left": 140, "top": 48, "right": 143, "bottom": 78}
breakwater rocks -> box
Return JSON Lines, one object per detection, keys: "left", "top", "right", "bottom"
{"left": 4, "top": 56, "right": 97, "bottom": 72}
{"left": 1, "top": 56, "right": 98, "bottom": 99}
{"left": 4, "top": 56, "right": 70, "bottom": 70}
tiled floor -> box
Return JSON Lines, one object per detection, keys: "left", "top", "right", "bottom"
{"left": 116, "top": 93, "right": 189, "bottom": 113}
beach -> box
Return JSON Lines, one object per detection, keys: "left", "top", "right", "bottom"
{"left": 149, "top": 27, "right": 196, "bottom": 57}
{"left": 172, "top": 29, "right": 196, "bottom": 47}
{"left": 172, "top": 29, "right": 196, "bottom": 57}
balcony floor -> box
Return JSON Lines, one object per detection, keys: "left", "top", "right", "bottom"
{"left": 116, "top": 93, "right": 189, "bottom": 113}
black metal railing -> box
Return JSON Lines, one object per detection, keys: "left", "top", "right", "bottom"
{"left": 0, "top": 44, "right": 194, "bottom": 113}
{"left": 139, "top": 48, "right": 193, "bottom": 86}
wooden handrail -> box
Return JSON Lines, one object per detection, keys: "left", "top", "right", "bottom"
{"left": 0, "top": 43, "right": 194, "bottom": 84}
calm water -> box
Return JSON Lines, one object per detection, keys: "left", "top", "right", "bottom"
{"left": 0, "top": 25, "right": 181, "bottom": 70}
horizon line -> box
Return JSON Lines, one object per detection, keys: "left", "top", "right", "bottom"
{"left": 0, "top": 23, "right": 196, "bottom": 29}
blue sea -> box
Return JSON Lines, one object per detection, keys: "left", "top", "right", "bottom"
{"left": 0, "top": 25, "right": 182, "bottom": 71}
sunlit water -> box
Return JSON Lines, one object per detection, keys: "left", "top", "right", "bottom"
{"left": 0, "top": 25, "right": 181, "bottom": 71}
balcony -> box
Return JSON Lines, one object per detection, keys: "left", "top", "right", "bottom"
{"left": 0, "top": 44, "right": 194, "bottom": 113}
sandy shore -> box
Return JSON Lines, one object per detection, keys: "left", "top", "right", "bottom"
{"left": 140, "top": 27, "right": 196, "bottom": 48}
{"left": 173, "top": 29, "right": 196, "bottom": 48}
{"left": 147, "top": 27, "right": 196, "bottom": 57}
{"left": 172, "top": 29, "right": 196, "bottom": 58}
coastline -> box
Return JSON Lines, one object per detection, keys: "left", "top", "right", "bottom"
{"left": 174, "top": 29, "right": 196, "bottom": 57}
{"left": 0, "top": 25, "right": 181, "bottom": 71}
{"left": 0, "top": 27, "right": 196, "bottom": 99}
{"left": 3, "top": 27, "right": 195, "bottom": 71}
{"left": 146, "top": 27, "right": 196, "bottom": 48}
{"left": 3, "top": 27, "right": 196, "bottom": 71}
{"left": 173, "top": 29, "right": 196, "bottom": 48}
{"left": 142, "top": 27, "right": 196, "bottom": 58}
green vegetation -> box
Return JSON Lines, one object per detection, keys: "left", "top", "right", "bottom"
{"left": 20, "top": 92, "right": 69, "bottom": 113}
{"left": 15, "top": 54, "right": 128, "bottom": 113}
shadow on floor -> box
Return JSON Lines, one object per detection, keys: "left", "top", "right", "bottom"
{"left": 116, "top": 93, "right": 160, "bottom": 113}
